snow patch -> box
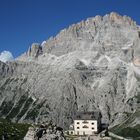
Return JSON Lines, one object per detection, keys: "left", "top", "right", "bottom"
{"left": 80, "top": 59, "right": 91, "bottom": 66}
{"left": 41, "top": 41, "right": 47, "bottom": 47}
{"left": 126, "top": 63, "right": 137, "bottom": 97}
{"left": 105, "top": 55, "right": 112, "bottom": 62}
{"left": 32, "top": 96, "right": 37, "bottom": 102}
{"left": 122, "top": 42, "right": 133, "bottom": 50}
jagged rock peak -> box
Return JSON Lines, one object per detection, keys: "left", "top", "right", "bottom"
{"left": 18, "top": 12, "right": 138, "bottom": 59}
{"left": 57, "top": 12, "right": 137, "bottom": 36}
{"left": 39, "top": 12, "right": 139, "bottom": 57}
{"left": 109, "top": 12, "right": 136, "bottom": 25}
{"left": 27, "top": 43, "right": 43, "bottom": 58}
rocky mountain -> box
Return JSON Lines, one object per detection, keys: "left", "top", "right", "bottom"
{"left": 0, "top": 12, "right": 140, "bottom": 131}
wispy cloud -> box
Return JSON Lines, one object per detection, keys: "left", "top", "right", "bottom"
{"left": 0, "top": 51, "right": 14, "bottom": 63}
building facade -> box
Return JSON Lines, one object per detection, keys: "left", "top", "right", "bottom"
{"left": 74, "top": 119, "right": 98, "bottom": 135}
{"left": 68, "top": 111, "right": 102, "bottom": 136}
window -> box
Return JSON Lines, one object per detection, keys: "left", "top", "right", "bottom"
{"left": 77, "top": 131, "right": 79, "bottom": 135}
{"left": 92, "top": 127, "right": 94, "bottom": 130}
{"left": 77, "top": 122, "right": 80, "bottom": 124}
{"left": 77, "top": 127, "right": 79, "bottom": 129}
{"left": 92, "top": 122, "right": 94, "bottom": 125}
{"left": 71, "top": 131, "right": 73, "bottom": 134}
{"left": 77, "top": 115, "right": 81, "bottom": 119}
{"left": 83, "top": 125, "right": 89, "bottom": 128}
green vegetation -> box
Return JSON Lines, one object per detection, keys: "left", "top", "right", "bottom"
{"left": 110, "top": 122, "right": 140, "bottom": 139}
{"left": 110, "top": 137, "right": 120, "bottom": 140}
{"left": 65, "top": 134, "right": 80, "bottom": 140}
{"left": 111, "top": 125, "right": 140, "bottom": 138}
{"left": 6, "top": 95, "right": 28, "bottom": 119}
{"left": 0, "top": 101, "right": 14, "bottom": 116}
{"left": 25, "top": 100, "right": 46, "bottom": 121}
{"left": 0, "top": 118, "right": 30, "bottom": 140}
{"left": 25, "top": 108, "right": 39, "bottom": 121}
{"left": 135, "top": 95, "right": 140, "bottom": 103}
{"left": 110, "top": 110, "right": 140, "bottom": 139}
{"left": 134, "top": 138, "right": 140, "bottom": 140}
{"left": 17, "top": 97, "right": 33, "bottom": 120}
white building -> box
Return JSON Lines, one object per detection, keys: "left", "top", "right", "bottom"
{"left": 68, "top": 112, "right": 102, "bottom": 136}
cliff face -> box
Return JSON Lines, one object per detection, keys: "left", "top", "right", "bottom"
{"left": 0, "top": 12, "right": 140, "bottom": 129}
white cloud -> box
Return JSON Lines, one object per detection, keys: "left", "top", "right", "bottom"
{"left": 0, "top": 51, "right": 14, "bottom": 63}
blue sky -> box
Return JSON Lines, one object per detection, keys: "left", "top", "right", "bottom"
{"left": 0, "top": 0, "right": 140, "bottom": 58}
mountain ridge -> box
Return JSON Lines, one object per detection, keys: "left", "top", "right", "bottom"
{"left": 0, "top": 12, "right": 140, "bottom": 132}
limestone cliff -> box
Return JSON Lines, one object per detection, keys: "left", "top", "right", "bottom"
{"left": 0, "top": 12, "right": 140, "bottom": 130}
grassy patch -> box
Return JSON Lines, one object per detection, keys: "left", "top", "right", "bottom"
{"left": 110, "top": 137, "right": 120, "bottom": 140}
{"left": 135, "top": 95, "right": 140, "bottom": 104}
{"left": 24, "top": 100, "right": 47, "bottom": 121}
{"left": 25, "top": 109, "right": 39, "bottom": 121}
{"left": 110, "top": 110, "right": 140, "bottom": 139}
{"left": 0, "top": 101, "right": 14, "bottom": 116}
{"left": 65, "top": 134, "right": 80, "bottom": 140}
{"left": 16, "top": 97, "right": 33, "bottom": 120}
{"left": 6, "top": 95, "right": 28, "bottom": 119}
{"left": 0, "top": 118, "right": 30, "bottom": 140}
{"left": 110, "top": 124, "right": 140, "bottom": 139}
